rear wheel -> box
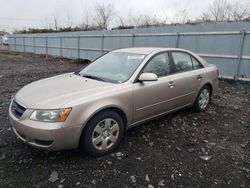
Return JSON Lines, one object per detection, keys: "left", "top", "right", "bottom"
{"left": 193, "top": 85, "right": 211, "bottom": 112}
{"left": 80, "top": 110, "right": 124, "bottom": 156}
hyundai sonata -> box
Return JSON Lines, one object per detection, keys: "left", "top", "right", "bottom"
{"left": 9, "top": 48, "right": 219, "bottom": 156}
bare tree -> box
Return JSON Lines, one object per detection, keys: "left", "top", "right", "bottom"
{"left": 200, "top": 12, "right": 213, "bottom": 23}
{"left": 200, "top": 0, "right": 250, "bottom": 22}
{"left": 132, "top": 15, "right": 167, "bottom": 27}
{"left": 116, "top": 15, "right": 125, "bottom": 27}
{"left": 66, "top": 13, "right": 73, "bottom": 28}
{"left": 54, "top": 17, "right": 58, "bottom": 30}
{"left": 80, "top": 11, "right": 91, "bottom": 29}
{"left": 171, "top": 9, "right": 189, "bottom": 24}
{"left": 94, "top": 3, "right": 115, "bottom": 30}
{"left": 230, "top": 2, "right": 249, "bottom": 21}
{"left": 208, "top": 0, "right": 231, "bottom": 22}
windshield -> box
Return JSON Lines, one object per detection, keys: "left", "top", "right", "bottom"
{"left": 79, "top": 52, "right": 145, "bottom": 83}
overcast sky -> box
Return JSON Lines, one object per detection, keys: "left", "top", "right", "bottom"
{"left": 0, "top": 0, "right": 248, "bottom": 32}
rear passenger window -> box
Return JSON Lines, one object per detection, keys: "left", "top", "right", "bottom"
{"left": 191, "top": 56, "right": 203, "bottom": 69}
{"left": 172, "top": 52, "right": 193, "bottom": 73}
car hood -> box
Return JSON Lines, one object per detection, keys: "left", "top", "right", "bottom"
{"left": 15, "top": 73, "right": 117, "bottom": 109}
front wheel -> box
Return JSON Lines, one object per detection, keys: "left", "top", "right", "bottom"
{"left": 193, "top": 85, "right": 211, "bottom": 112}
{"left": 80, "top": 110, "right": 124, "bottom": 156}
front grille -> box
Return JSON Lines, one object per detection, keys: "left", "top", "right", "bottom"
{"left": 11, "top": 100, "right": 26, "bottom": 119}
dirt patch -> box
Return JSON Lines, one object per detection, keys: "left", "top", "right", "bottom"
{"left": 0, "top": 52, "right": 249, "bottom": 187}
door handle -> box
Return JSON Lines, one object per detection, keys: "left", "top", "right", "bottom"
{"left": 197, "top": 75, "right": 202, "bottom": 80}
{"left": 168, "top": 81, "right": 176, "bottom": 88}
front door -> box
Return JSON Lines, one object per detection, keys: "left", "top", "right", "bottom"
{"left": 133, "top": 52, "right": 175, "bottom": 123}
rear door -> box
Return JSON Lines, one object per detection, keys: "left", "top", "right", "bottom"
{"left": 167, "top": 51, "right": 205, "bottom": 107}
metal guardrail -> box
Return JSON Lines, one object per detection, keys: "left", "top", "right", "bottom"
{"left": 7, "top": 30, "right": 250, "bottom": 81}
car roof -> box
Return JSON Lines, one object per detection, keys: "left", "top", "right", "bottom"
{"left": 113, "top": 47, "right": 190, "bottom": 55}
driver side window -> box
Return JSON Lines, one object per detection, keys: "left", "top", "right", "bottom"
{"left": 142, "top": 53, "right": 170, "bottom": 77}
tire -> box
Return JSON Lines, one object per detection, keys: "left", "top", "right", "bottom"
{"left": 79, "top": 110, "right": 124, "bottom": 156}
{"left": 193, "top": 85, "right": 211, "bottom": 112}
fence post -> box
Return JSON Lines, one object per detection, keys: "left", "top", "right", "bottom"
{"left": 23, "top": 37, "right": 25, "bottom": 54}
{"left": 131, "top": 33, "right": 135, "bottom": 47}
{"left": 77, "top": 35, "right": 80, "bottom": 59}
{"left": 33, "top": 36, "right": 35, "bottom": 54}
{"left": 235, "top": 30, "right": 246, "bottom": 80}
{"left": 101, "top": 34, "right": 104, "bottom": 55}
{"left": 7, "top": 37, "right": 10, "bottom": 52}
{"left": 176, "top": 32, "right": 180, "bottom": 48}
{"left": 14, "top": 36, "right": 16, "bottom": 52}
{"left": 60, "top": 36, "right": 62, "bottom": 57}
{"left": 45, "top": 36, "right": 48, "bottom": 56}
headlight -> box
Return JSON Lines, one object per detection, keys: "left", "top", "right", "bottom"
{"left": 30, "top": 108, "right": 71, "bottom": 122}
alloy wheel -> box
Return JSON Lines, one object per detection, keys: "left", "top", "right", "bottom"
{"left": 198, "top": 88, "right": 210, "bottom": 110}
{"left": 92, "top": 118, "right": 119, "bottom": 150}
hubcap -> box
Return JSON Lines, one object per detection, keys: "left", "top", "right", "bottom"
{"left": 199, "top": 89, "right": 210, "bottom": 110}
{"left": 92, "top": 118, "right": 119, "bottom": 151}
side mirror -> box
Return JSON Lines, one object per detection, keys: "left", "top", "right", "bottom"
{"left": 138, "top": 73, "right": 158, "bottom": 82}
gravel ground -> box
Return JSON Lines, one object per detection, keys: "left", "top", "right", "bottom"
{"left": 0, "top": 52, "right": 249, "bottom": 188}
{"left": 0, "top": 44, "right": 8, "bottom": 51}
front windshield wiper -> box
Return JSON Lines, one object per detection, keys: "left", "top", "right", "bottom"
{"left": 81, "top": 74, "right": 106, "bottom": 82}
{"left": 81, "top": 74, "right": 120, "bottom": 84}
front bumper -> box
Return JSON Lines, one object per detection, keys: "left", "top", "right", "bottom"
{"left": 9, "top": 101, "right": 82, "bottom": 151}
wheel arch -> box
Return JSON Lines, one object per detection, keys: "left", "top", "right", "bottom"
{"left": 89, "top": 106, "right": 128, "bottom": 128}
{"left": 77, "top": 105, "right": 128, "bottom": 148}
{"left": 203, "top": 82, "right": 213, "bottom": 94}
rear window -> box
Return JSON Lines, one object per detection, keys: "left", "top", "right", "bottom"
{"left": 172, "top": 52, "right": 193, "bottom": 73}
{"left": 172, "top": 52, "right": 203, "bottom": 73}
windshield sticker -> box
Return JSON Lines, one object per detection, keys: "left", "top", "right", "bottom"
{"left": 127, "top": 55, "right": 145, "bottom": 60}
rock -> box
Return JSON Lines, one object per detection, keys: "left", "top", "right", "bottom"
{"left": 240, "top": 144, "right": 246, "bottom": 148}
{"left": 48, "top": 170, "right": 59, "bottom": 183}
{"left": 58, "top": 185, "right": 63, "bottom": 188}
{"left": 92, "top": 179, "right": 96, "bottom": 185}
{"left": 116, "top": 152, "right": 122, "bottom": 157}
{"left": 60, "top": 179, "right": 65, "bottom": 183}
{"left": 171, "top": 174, "right": 175, "bottom": 180}
{"left": 116, "top": 152, "right": 123, "bottom": 160}
{"left": 201, "top": 147, "right": 206, "bottom": 153}
{"left": 207, "top": 142, "right": 216, "bottom": 147}
{"left": 136, "top": 157, "right": 142, "bottom": 160}
{"left": 129, "top": 142, "right": 133, "bottom": 147}
{"left": 0, "top": 153, "right": 6, "bottom": 160}
{"left": 148, "top": 184, "right": 154, "bottom": 188}
{"left": 199, "top": 155, "right": 212, "bottom": 161}
{"left": 130, "top": 176, "right": 136, "bottom": 183}
{"left": 149, "top": 142, "right": 154, "bottom": 147}
{"left": 76, "top": 182, "right": 80, "bottom": 186}
{"left": 158, "top": 180, "right": 165, "bottom": 186}
{"left": 175, "top": 147, "right": 181, "bottom": 151}
{"left": 239, "top": 120, "right": 245, "bottom": 124}
{"left": 145, "top": 174, "right": 150, "bottom": 182}
{"left": 241, "top": 167, "right": 250, "bottom": 173}
{"left": 187, "top": 148, "right": 195, "bottom": 152}
{"left": 143, "top": 135, "right": 148, "bottom": 141}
